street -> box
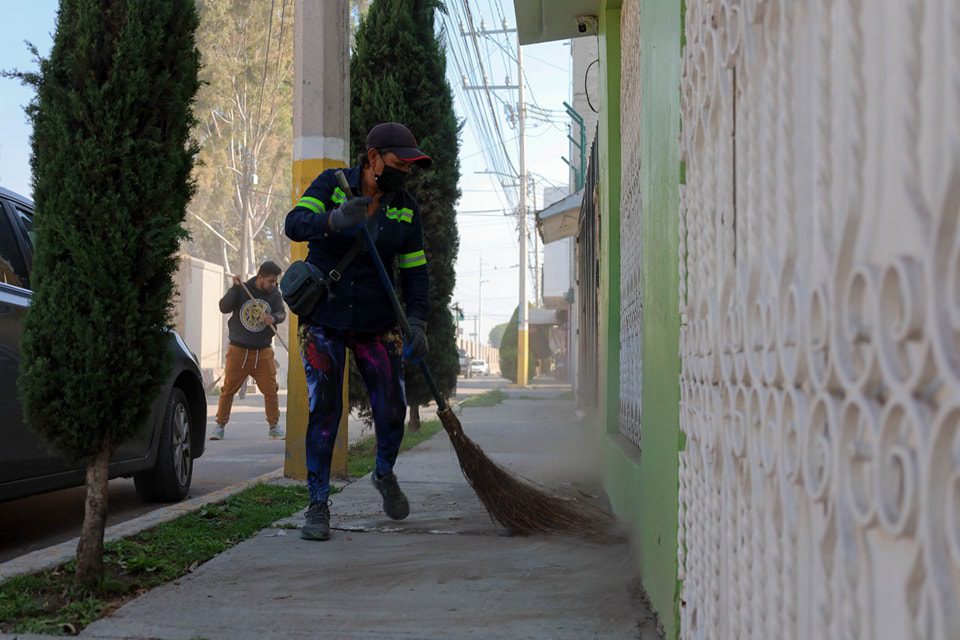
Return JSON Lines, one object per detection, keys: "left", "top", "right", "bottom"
{"left": 0, "top": 375, "right": 505, "bottom": 564}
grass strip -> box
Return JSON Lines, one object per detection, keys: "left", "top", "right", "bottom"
{"left": 347, "top": 418, "right": 441, "bottom": 478}
{"left": 458, "top": 388, "right": 507, "bottom": 408}
{"left": 0, "top": 483, "right": 310, "bottom": 636}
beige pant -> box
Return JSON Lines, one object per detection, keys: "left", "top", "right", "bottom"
{"left": 216, "top": 345, "right": 280, "bottom": 426}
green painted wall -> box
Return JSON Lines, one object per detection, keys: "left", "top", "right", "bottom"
{"left": 637, "top": 0, "right": 683, "bottom": 635}
{"left": 597, "top": 2, "right": 621, "bottom": 437}
{"left": 597, "top": 1, "right": 683, "bottom": 638}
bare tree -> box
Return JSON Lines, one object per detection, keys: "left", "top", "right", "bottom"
{"left": 189, "top": 0, "right": 293, "bottom": 274}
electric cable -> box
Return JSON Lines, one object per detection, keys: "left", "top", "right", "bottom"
{"left": 585, "top": 58, "right": 600, "bottom": 114}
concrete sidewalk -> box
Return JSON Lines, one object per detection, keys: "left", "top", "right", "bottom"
{"left": 54, "top": 386, "right": 659, "bottom": 639}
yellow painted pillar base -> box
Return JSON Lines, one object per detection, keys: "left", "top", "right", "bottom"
{"left": 285, "top": 157, "right": 349, "bottom": 480}
{"left": 517, "top": 328, "right": 530, "bottom": 387}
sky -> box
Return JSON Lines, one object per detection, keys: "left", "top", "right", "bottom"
{"left": 0, "top": 1, "right": 572, "bottom": 346}
{"left": 439, "top": 2, "right": 572, "bottom": 345}
{"left": 0, "top": 2, "right": 57, "bottom": 196}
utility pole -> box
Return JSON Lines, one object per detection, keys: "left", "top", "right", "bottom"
{"left": 287, "top": 0, "right": 350, "bottom": 480}
{"left": 531, "top": 176, "right": 540, "bottom": 307}
{"left": 477, "top": 253, "right": 490, "bottom": 352}
{"left": 477, "top": 253, "right": 482, "bottom": 352}
{"left": 460, "top": 16, "right": 528, "bottom": 385}
{"left": 452, "top": 303, "right": 461, "bottom": 339}
{"left": 516, "top": 43, "right": 529, "bottom": 386}
{"left": 533, "top": 228, "right": 540, "bottom": 307}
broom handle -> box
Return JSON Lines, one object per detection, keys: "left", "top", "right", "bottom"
{"left": 235, "top": 278, "right": 290, "bottom": 352}
{"left": 335, "top": 170, "right": 448, "bottom": 412}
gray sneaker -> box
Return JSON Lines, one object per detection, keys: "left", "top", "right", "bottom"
{"left": 210, "top": 425, "right": 224, "bottom": 440}
{"left": 371, "top": 471, "right": 410, "bottom": 520}
{"left": 268, "top": 425, "right": 285, "bottom": 439}
{"left": 301, "top": 502, "right": 330, "bottom": 541}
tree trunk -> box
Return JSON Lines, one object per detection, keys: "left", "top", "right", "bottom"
{"left": 239, "top": 208, "right": 250, "bottom": 277}
{"left": 407, "top": 403, "right": 421, "bottom": 433}
{"left": 75, "top": 446, "right": 111, "bottom": 587}
{"left": 247, "top": 221, "right": 257, "bottom": 273}
{"left": 221, "top": 239, "right": 231, "bottom": 275}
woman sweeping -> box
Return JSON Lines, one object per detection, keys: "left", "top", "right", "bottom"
{"left": 284, "top": 122, "right": 432, "bottom": 541}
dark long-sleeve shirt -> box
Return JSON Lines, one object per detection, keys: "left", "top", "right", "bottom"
{"left": 284, "top": 165, "right": 429, "bottom": 332}
{"left": 219, "top": 277, "right": 286, "bottom": 349}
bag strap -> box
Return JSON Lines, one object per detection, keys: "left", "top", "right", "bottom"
{"left": 326, "top": 235, "right": 364, "bottom": 284}
{"left": 328, "top": 214, "right": 379, "bottom": 284}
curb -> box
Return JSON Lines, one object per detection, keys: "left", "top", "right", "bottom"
{"left": 0, "top": 394, "right": 478, "bottom": 584}
{"left": 0, "top": 468, "right": 285, "bottom": 583}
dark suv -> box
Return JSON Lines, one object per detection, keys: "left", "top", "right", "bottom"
{"left": 0, "top": 186, "right": 207, "bottom": 503}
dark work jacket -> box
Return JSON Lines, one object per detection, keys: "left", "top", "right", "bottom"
{"left": 283, "top": 165, "right": 429, "bottom": 332}
{"left": 219, "top": 278, "right": 286, "bottom": 349}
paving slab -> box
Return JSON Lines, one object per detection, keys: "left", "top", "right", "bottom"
{"left": 81, "top": 529, "right": 642, "bottom": 640}
{"left": 71, "top": 385, "right": 660, "bottom": 639}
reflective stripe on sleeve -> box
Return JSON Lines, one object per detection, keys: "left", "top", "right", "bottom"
{"left": 398, "top": 250, "right": 427, "bottom": 269}
{"left": 297, "top": 197, "right": 325, "bottom": 214}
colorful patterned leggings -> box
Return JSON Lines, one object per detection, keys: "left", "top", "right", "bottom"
{"left": 299, "top": 323, "right": 407, "bottom": 504}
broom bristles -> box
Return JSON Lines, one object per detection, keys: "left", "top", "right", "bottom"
{"left": 437, "top": 408, "right": 613, "bottom": 537}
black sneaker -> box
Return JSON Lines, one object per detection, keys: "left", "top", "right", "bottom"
{"left": 371, "top": 472, "right": 410, "bottom": 520}
{"left": 300, "top": 502, "right": 330, "bottom": 541}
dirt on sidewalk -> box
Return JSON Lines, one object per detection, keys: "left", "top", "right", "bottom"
{"left": 77, "top": 386, "right": 661, "bottom": 640}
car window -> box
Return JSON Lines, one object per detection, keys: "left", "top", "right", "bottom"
{"left": 13, "top": 204, "right": 35, "bottom": 250}
{"left": 0, "top": 202, "right": 29, "bottom": 289}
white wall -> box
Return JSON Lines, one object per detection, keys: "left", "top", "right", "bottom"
{"left": 543, "top": 238, "right": 572, "bottom": 302}
{"left": 457, "top": 338, "right": 500, "bottom": 375}
{"left": 570, "top": 36, "right": 600, "bottom": 186}
{"left": 174, "top": 254, "right": 224, "bottom": 387}
{"left": 678, "top": 1, "right": 960, "bottom": 639}
{"left": 540, "top": 185, "right": 573, "bottom": 307}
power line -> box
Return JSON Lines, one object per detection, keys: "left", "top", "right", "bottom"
{"left": 253, "top": 0, "right": 277, "bottom": 143}
{"left": 444, "top": 1, "right": 519, "bottom": 210}
{"left": 442, "top": 19, "right": 514, "bottom": 213}
{"left": 457, "top": 0, "right": 518, "bottom": 176}
{"left": 523, "top": 51, "right": 570, "bottom": 74}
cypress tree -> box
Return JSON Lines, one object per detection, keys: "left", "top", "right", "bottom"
{"left": 349, "top": 0, "right": 461, "bottom": 428}
{"left": 488, "top": 322, "right": 508, "bottom": 349}
{"left": 498, "top": 305, "right": 549, "bottom": 383}
{"left": 16, "top": 0, "right": 200, "bottom": 585}
{"left": 499, "top": 307, "right": 522, "bottom": 383}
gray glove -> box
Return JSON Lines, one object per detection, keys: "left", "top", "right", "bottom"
{"left": 403, "top": 318, "right": 429, "bottom": 362}
{"left": 328, "top": 196, "right": 371, "bottom": 231}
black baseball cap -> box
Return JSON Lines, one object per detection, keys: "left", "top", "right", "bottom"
{"left": 366, "top": 122, "right": 433, "bottom": 169}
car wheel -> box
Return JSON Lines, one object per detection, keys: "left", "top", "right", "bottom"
{"left": 134, "top": 386, "right": 193, "bottom": 502}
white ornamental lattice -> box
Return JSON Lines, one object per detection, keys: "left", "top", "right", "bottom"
{"left": 620, "top": 0, "right": 644, "bottom": 448}
{"left": 678, "top": 0, "right": 960, "bottom": 639}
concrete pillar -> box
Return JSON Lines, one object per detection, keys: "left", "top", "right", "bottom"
{"left": 285, "top": 0, "right": 350, "bottom": 480}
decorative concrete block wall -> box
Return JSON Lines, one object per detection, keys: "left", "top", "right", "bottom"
{"left": 678, "top": 1, "right": 960, "bottom": 638}
{"left": 619, "top": 0, "right": 644, "bottom": 448}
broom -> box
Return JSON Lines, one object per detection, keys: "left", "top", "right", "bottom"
{"left": 335, "top": 170, "right": 611, "bottom": 537}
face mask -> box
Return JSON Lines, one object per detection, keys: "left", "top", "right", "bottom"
{"left": 375, "top": 164, "right": 408, "bottom": 193}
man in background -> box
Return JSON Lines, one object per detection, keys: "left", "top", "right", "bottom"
{"left": 213, "top": 260, "right": 286, "bottom": 440}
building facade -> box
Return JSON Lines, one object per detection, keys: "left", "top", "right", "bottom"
{"left": 516, "top": 0, "right": 960, "bottom": 638}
